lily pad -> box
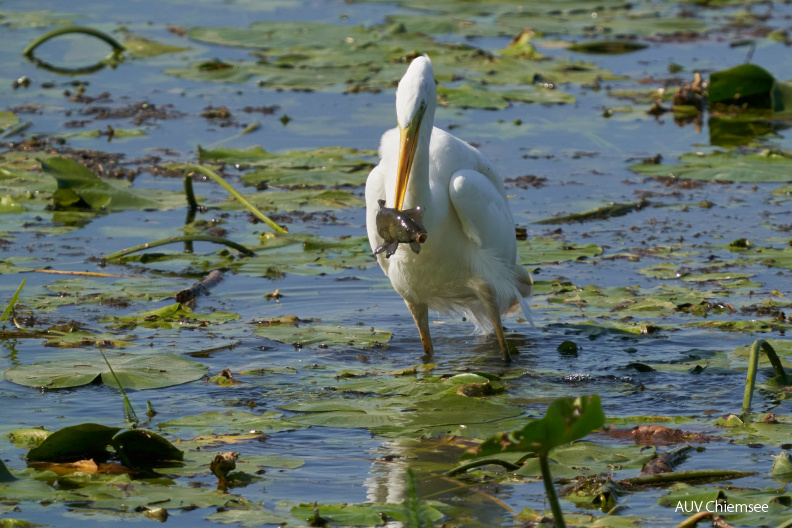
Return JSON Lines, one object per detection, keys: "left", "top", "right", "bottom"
{"left": 159, "top": 410, "right": 297, "bottom": 435}
{"left": 709, "top": 64, "right": 792, "bottom": 112}
{"left": 253, "top": 319, "right": 391, "bottom": 349}
{"left": 516, "top": 442, "right": 655, "bottom": 478}
{"left": 517, "top": 237, "right": 602, "bottom": 266}
{"left": 198, "top": 145, "right": 375, "bottom": 189}
{"left": 26, "top": 423, "right": 121, "bottom": 462}
{"left": 536, "top": 201, "right": 645, "bottom": 224}
{"left": 630, "top": 150, "right": 792, "bottom": 183}
{"left": 123, "top": 34, "right": 190, "bottom": 58}
{"left": 43, "top": 157, "right": 185, "bottom": 211}
{"left": 101, "top": 302, "right": 239, "bottom": 330}
{"left": 6, "top": 428, "right": 51, "bottom": 449}
{"left": 0, "top": 111, "right": 19, "bottom": 132}
{"left": 4, "top": 352, "right": 207, "bottom": 390}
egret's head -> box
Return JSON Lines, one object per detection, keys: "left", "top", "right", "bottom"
{"left": 396, "top": 55, "right": 436, "bottom": 130}
{"left": 394, "top": 55, "right": 436, "bottom": 210}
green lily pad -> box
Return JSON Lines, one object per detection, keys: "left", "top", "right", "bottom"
{"left": 630, "top": 150, "right": 792, "bottom": 183}
{"left": 206, "top": 508, "right": 292, "bottom": 527}
{"left": 0, "top": 460, "right": 15, "bottom": 483}
{"left": 568, "top": 41, "right": 648, "bottom": 54}
{"left": 124, "top": 34, "right": 190, "bottom": 58}
{"left": 253, "top": 319, "right": 391, "bottom": 349}
{"left": 198, "top": 145, "right": 375, "bottom": 189}
{"left": 771, "top": 451, "right": 792, "bottom": 480}
{"left": 6, "top": 428, "right": 51, "bottom": 449}
{"left": 517, "top": 237, "right": 602, "bottom": 266}
{"left": 159, "top": 410, "right": 297, "bottom": 436}
{"left": 229, "top": 234, "right": 373, "bottom": 277}
{"left": 101, "top": 302, "right": 239, "bottom": 330}
{"left": 516, "top": 442, "right": 655, "bottom": 478}
{"left": 43, "top": 157, "right": 185, "bottom": 211}
{"left": 709, "top": 64, "right": 792, "bottom": 112}
{"left": 0, "top": 9, "right": 78, "bottom": 29}
{"left": 0, "top": 111, "right": 19, "bottom": 132}
{"left": 223, "top": 188, "right": 364, "bottom": 213}
{"left": 112, "top": 429, "right": 184, "bottom": 466}
{"left": 438, "top": 84, "right": 511, "bottom": 110}
{"left": 290, "top": 501, "right": 445, "bottom": 527}
{"left": 536, "top": 201, "right": 645, "bottom": 224}
{"left": 42, "top": 330, "right": 133, "bottom": 348}
{"left": 0, "top": 519, "right": 44, "bottom": 527}
{"left": 4, "top": 352, "right": 207, "bottom": 390}
{"left": 26, "top": 423, "right": 121, "bottom": 462}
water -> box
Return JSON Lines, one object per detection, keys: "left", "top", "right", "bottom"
{"left": 1, "top": 0, "right": 792, "bottom": 526}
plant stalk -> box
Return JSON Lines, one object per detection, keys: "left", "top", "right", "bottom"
{"left": 185, "top": 165, "right": 287, "bottom": 234}
{"left": 23, "top": 26, "right": 125, "bottom": 58}
{"left": 539, "top": 455, "right": 566, "bottom": 528}
{"left": 741, "top": 339, "right": 784, "bottom": 424}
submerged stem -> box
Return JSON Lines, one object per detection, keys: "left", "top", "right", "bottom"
{"left": 444, "top": 458, "right": 521, "bottom": 476}
{"left": 103, "top": 235, "right": 255, "bottom": 261}
{"left": 539, "top": 455, "right": 566, "bottom": 528}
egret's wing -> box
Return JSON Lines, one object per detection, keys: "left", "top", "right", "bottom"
{"left": 365, "top": 163, "right": 390, "bottom": 275}
{"left": 448, "top": 169, "right": 517, "bottom": 262}
{"left": 449, "top": 169, "right": 534, "bottom": 323}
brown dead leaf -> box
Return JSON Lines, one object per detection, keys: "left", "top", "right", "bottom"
{"left": 28, "top": 459, "right": 133, "bottom": 475}
{"left": 607, "top": 425, "right": 717, "bottom": 445}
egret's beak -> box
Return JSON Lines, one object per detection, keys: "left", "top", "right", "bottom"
{"left": 394, "top": 101, "right": 427, "bottom": 211}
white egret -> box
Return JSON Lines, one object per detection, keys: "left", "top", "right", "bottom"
{"left": 365, "top": 55, "right": 533, "bottom": 361}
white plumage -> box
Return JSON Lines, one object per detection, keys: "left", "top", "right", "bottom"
{"left": 365, "top": 56, "right": 533, "bottom": 361}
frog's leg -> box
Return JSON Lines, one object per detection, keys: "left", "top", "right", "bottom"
{"left": 384, "top": 242, "right": 399, "bottom": 258}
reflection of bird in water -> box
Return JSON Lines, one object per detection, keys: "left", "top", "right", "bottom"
{"left": 365, "top": 55, "right": 533, "bottom": 361}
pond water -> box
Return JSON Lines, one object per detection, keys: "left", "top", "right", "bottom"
{"left": 2, "top": 0, "right": 792, "bottom": 527}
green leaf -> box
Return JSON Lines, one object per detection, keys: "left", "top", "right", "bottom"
{"left": 709, "top": 63, "right": 792, "bottom": 112}
{"left": 42, "top": 157, "right": 185, "bottom": 211}
{"left": 101, "top": 302, "right": 239, "bottom": 329}
{"left": 253, "top": 320, "right": 391, "bottom": 349}
{"left": 771, "top": 451, "right": 792, "bottom": 480}
{"left": 516, "top": 442, "right": 655, "bottom": 478}
{"left": 124, "top": 34, "right": 190, "bottom": 58}
{"left": 159, "top": 410, "right": 296, "bottom": 435}
{"left": 630, "top": 150, "right": 792, "bottom": 183}
{"left": 0, "top": 111, "right": 19, "bottom": 132}
{"left": 6, "top": 428, "right": 51, "bottom": 449}
{"left": 112, "top": 429, "right": 184, "bottom": 466}
{"left": 199, "top": 145, "right": 375, "bottom": 189}
{"left": 438, "top": 84, "right": 511, "bottom": 110}
{"left": 517, "top": 237, "right": 602, "bottom": 266}
{"left": 536, "top": 201, "right": 645, "bottom": 224}
{"left": 27, "top": 423, "right": 121, "bottom": 462}
{"left": 469, "top": 395, "right": 605, "bottom": 459}
{"left": 568, "top": 41, "right": 648, "bottom": 54}
{"left": 0, "top": 460, "right": 15, "bottom": 483}
{"left": 4, "top": 353, "right": 207, "bottom": 390}
{"left": 206, "top": 508, "right": 292, "bottom": 527}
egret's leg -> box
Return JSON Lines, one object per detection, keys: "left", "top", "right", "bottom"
{"left": 480, "top": 286, "right": 511, "bottom": 362}
{"left": 405, "top": 300, "right": 433, "bottom": 356}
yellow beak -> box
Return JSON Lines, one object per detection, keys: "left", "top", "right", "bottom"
{"left": 394, "top": 101, "right": 427, "bottom": 211}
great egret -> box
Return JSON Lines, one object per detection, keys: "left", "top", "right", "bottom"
{"left": 365, "top": 56, "right": 533, "bottom": 361}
